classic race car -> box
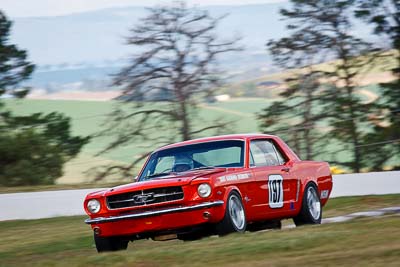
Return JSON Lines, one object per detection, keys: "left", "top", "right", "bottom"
{"left": 84, "top": 134, "right": 332, "bottom": 252}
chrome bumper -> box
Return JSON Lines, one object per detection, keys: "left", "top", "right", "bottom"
{"left": 85, "top": 200, "right": 224, "bottom": 224}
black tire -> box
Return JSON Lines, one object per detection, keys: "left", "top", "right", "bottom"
{"left": 293, "top": 183, "right": 322, "bottom": 226}
{"left": 216, "top": 191, "right": 247, "bottom": 236}
{"left": 94, "top": 234, "right": 129, "bottom": 253}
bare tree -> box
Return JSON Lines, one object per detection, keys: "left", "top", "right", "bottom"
{"left": 95, "top": 2, "right": 240, "bottom": 179}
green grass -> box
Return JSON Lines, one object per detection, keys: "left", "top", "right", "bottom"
{"left": 3, "top": 70, "right": 398, "bottom": 184}
{"left": 0, "top": 194, "right": 399, "bottom": 266}
{"left": 4, "top": 98, "right": 267, "bottom": 184}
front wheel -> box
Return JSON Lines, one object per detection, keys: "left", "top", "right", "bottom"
{"left": 293, "top": 183, "right": 322, "bottom": 226}
{"left": 94, "top": 234, "right": 129, "bottom": 253}
{"left": 216, "top": 191, "right": 247, "bottom": 235}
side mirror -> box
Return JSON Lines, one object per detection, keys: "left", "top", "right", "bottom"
{"left": 133, "top": 176, "right": 138, "bottom": 182}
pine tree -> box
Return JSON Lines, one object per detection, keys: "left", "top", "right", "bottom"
{"left": 0, "top": 10, "right": 89, "bottom": 185}
{"left": 355, "top": 0, "right": 400, "bottom": 169}
{"left": 0, "top": 10, "right": 35, "bottom": 98}
{"left": 261, "top": 0, "right": 376, "bottom": 172}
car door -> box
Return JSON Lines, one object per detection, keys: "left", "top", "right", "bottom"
{"left": 249, "top": 139, "right": 297, "bottom": 219}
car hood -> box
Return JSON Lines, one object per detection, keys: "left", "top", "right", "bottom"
{"left": 92, "top": 168, "right": 227, "bottom": 198}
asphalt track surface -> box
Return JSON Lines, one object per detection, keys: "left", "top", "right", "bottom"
{"left": 281, "top": 206, "right": 400, "bottom": 228}
{"left": 0, "top": 171, "right": 399, "bottom": 221}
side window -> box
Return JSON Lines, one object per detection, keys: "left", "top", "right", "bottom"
{"left": 250, "top": 142, "right": 268, "bottom": 166}
{"left": 250, "top": 140, "right": 286, "bottom": 167}
{"left": 272, "top": 145, "right": 286, "bottom": 165}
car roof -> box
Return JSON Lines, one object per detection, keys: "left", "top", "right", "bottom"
{"left": 156, "top": 133, "right": 277, "bottom": 151}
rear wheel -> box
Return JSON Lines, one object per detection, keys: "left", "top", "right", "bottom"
{"left": 216, "top": 191, "right": 247, "bottom": 235}
{"left": 293, "top": 183, "right": 322, "bottom": 226}
{"left": 94, "top": 234, "right": 129, "bottom": 253}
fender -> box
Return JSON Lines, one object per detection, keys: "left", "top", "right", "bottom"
{"left": 293, "top": 177, "right": 318, "bottom": 215}
{"left": 221, "top": 185, "right": 244, "bottom": 207}
{"left": 301, "top": 177, "right": 318, "bottom": 191}
{"left": 210, "top": 185, "right": 245, "bottom": 223}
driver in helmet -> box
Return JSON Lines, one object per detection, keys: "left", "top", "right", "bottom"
{"left": 172, "top": 154, "right": 194, "bottom": 173}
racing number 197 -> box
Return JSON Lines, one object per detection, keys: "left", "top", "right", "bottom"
{"left": 268, "top": 174, "right": 283, "bottom": 208}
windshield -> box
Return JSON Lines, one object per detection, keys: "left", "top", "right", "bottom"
{"left": 139, "top": 140, "right": 245, "bottom": 181}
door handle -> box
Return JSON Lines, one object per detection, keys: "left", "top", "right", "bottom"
{"left": 281, "top": 167, "right": 290, "bottom": 172}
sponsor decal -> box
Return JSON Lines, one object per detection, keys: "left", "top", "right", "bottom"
{"left": 268, "top": 174, "right": 284, "bottom": 208}
{"left": 218, "top": 173, "right": 251, "bottom": 183}
{"left": 218, "top": 176, "right": 226, "bottom": 182}
{"left": 237, "top": 173, "right": 251, "bottom": 179}
{"left": 226, "top": 175, "right": 237, "bottom": 181}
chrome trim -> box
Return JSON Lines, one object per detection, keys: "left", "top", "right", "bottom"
{"left": 107, "top": 192, "right": 183, "bottom": 205}
{"left": 85, "top": 200, "right": 224, "bottom": 225}
{"left": 106, "top": 187, "right": 184, "bottom": 210}
{"left": 296, "top": 179, "right": 300, "bottom": 202}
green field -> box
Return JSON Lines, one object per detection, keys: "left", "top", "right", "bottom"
{"left": 3, "top": 75, "right": 397, "bottom": 185}
{"left": 0, "top": 194, "right": 399, "bottom": 267}
{"left": 3, "top": 49, "right": 398, "bottom": 185}
{"left": 4, "top": 98, "right": 270, "bottom": 184}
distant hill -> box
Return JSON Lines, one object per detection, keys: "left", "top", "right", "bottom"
{"left": 9, "top": 3, "right": 374, "bottom": 89}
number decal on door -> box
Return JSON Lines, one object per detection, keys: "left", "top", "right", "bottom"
{"left": 268, "top": 174, "right": 283, "bottom": 208}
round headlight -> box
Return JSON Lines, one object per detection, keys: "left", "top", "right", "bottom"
{"left": 87, "top": 199, "right": 101, "bottom": 214}
{"left": 198, "top": 183, "right": 212, "bottom": 198}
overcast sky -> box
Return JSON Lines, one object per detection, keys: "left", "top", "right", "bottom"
{"left": 0, "top": 0, "right": 287, "bottom": 17}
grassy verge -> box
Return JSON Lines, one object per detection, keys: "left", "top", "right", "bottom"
{"left": 323, "top": 194, "right": 400, "bottom": 217}
{"left": 0, "top": 216, "right": 398, "bottom": 266}
{"left": 0, "top": 195, "right": 399, "bottom": 266}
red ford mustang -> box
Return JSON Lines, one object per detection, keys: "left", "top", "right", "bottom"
{"left": 84, "top": 134, "right": 332, "bottom": 252}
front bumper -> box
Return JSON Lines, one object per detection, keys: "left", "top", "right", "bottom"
{"left": 85, "top": 200, "right": 224, "bottom": 224}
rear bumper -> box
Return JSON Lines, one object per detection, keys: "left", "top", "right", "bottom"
{"left": 85, "top": 200, "right": 224, "bottom": 225}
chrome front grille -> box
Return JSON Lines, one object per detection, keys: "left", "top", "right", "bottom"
{"left": 106, "top": 186, "right": 184, "bottom": 209}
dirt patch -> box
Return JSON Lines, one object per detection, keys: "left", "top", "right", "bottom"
{"left": 355, "top": 71, "right": 396, "bottom": 86}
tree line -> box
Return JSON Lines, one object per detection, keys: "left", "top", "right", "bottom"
{"left": 258, "top": 0, "right": 400, "bottom": 172}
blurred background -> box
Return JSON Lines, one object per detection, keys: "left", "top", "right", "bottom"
{"left": 2, "top": 0, "right": 399, "bottom": 188}
{"left": 0, "top": 1, "right": 399, "bottom": 266}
